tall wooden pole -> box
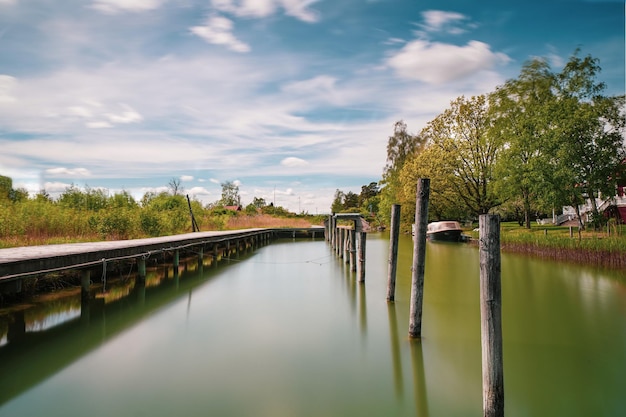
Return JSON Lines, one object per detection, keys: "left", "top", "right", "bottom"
{"left": 479, "top": 214, "right": 504, "bottom": 417}
{"left": 409, "top": 179, "right": 430, "bottom": 338}
{"left": 387, "top": 204, "right": 401, "bottom": 302}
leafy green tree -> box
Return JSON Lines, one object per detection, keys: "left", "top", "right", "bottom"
{"left": 330, "top": 189, "right": 344, "bottom": 213}
{"left": 0, "top": 175, "right": 11, "bottom": 200}
{"left": 343, "top": 191, "right": 359, "bottom": 211}
{"left": 491, "top": 58, "right": 557, "bottom": 228}
{"left": 252, "top": 197, "right": 267, "bottom": 208}
{"left": 551, "top": 52, "right": 626, "bottom": 228}
{"left": 399, "top": 144, "right": 471, "bottom": 227}
{"left": 220, "top": 181, "right": 241, "bottom": 206}
{"left": 421, "top": 94, "right": 502, "bottom": 217}
{"left": 379, "top": 121, "right": 426, "bottom": 222}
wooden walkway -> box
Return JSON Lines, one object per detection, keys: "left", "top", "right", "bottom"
{"left": 0, "top": 227, "right": 324, "bottom": 288}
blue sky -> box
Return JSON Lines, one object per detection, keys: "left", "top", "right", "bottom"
{"left": 0, "top": 0, "right": 624, "bottom": 214}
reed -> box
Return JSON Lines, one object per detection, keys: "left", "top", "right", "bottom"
{"left": 469, "top": 222, "right": 626, "bottom": 270}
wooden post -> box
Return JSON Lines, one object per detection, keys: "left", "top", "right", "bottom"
{"left": 81, "top": 270, "right": 91, "bottom": 301}
{"left": 387, "top": 204, "right": 401, "bottom": 302}
{"left": 357, "top": 230, "right": 366, "bottom": 282}
{"left": 349, "top": 229, "right": 356, "bottom": 272}
{"left": 338, "top": 228, "right": 344, "bottom": 257}
{"left": 137, "top": 258, "right": 146, "bottom": 281}
{"left": 409, "top": 178, "right": 430, "bottom": 339}
{"left": 173, "top": 250, "right": 180, "bottom": 269}
{"left": 479, "top": 214, "right": 504, "bottom": 417}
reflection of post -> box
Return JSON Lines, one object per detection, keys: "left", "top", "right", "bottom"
{"left": 7, "top": 310, "right": 26, "bottom": 343}
{"left": 479, "top": 214, "right": 504, "bottom": 417}
{"left": 358, "top": 282, "right": 367, "bottom": 336}
{"left": 387, "top": 304, "right": 404, "bottom": 400}
{"left": 410, "top": 339, "right": 430, "bottom": 417}
{"left": 81, "top": 270, "right": 91, "bottom": 301}
{"left": 387, "top": 204, "right": 401, "bottom": 302}
{"left": 135, "top": 277, "right": 146, "bottom": 305}
{"left": 409, "top": 178, "right": 430, "bottom": 338}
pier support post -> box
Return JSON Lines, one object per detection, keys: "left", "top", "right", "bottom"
{"left": 357, "top": 231, "right": 366, "bottom": 282}
{"left": 387, "top": 204, "right": 401, "bottom": 302}
{"left": 349, "top": 229, "right": 356, "bottom": 272}
{"left": 409, "top": 178, "right": 430, "bottom": 339}
{"left": 479, "top": 214, "right": 504, "bottom": 417}
{"left": 138, "top": 258, "right": 147, "bottom": 282}
{"left": 173, "top": 250, "right": 180, "bottom": 269}
{"left": 81, "top": 270, "right": 91, "bottom": 300}
{"left": 198, "top": 247, "right": 204, "bottom": 269}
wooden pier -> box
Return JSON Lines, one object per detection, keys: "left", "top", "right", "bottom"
{"left": 0, "top": 227, "right": 324, "bottom": 295}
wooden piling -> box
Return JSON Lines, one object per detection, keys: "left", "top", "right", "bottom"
{"left": 137, "top": 258, "right": 146, "bottom": 281}
{"left": 357, "top": 230, "right": 366, "bottom": 282}
{"left": 409, "top": 178, "right": 430, "bottom": 339}
{"left": 349, "top": 229, "right": 356, "bottom": 271}
{"left": 81, "top": 270, "right": 91, "bottom": 300}
{"left": 387, "top": 204, "right": 401, "bottom": 302}
{"left": 479, "top": 214, "right": 504, "bottom": 417}
{"left": 173, "top": 250, "right": 180, "bottom": 268}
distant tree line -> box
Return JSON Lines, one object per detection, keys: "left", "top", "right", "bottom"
{"left": 0, "top": 175, "right": 312, "bottom": 246}
{"left": 377, "top": 50, "right": 625, "bottom": 230}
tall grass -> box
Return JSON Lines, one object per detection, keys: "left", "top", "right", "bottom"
{"left": 468, "top": 222, "right": 626, "bottom": 270}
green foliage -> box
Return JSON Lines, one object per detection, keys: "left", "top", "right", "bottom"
{"left": 220, "top": 181, "right": 241, "bottom": 206}
{"left": 381, "top": 50, "right": 625, "bottom": 232}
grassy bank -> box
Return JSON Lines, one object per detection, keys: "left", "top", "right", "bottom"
{"left": 468, "top": 222, "right": 626, "bottom": 270}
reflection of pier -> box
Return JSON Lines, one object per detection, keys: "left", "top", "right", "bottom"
{"left": 0, "top": 242, "right": 272, "bottom": 406}
{"left": 0, "top": 227, "right": 324, "bottom": 296}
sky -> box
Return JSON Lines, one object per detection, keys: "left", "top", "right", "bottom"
{"left": 0, "top": 0, "right": 624, "bottom": 214}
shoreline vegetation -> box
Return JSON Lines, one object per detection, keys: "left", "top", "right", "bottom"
{"left": 467, "top": 222, "right": 626, "bottom": 270}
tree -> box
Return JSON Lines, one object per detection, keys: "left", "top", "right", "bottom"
{"left": 220, "top": 181, "right": 241, "bottom": 206}
{"left": 343, "top": 191, "right": 359, "bottom": 211}
{"left": 330, "top": 189, "right": 345, "bottom": 213}
{"left": 552, "top": 52, "right": 626, "bottom": 228}
{"left": 422, "top": 94, "right": 502, "bottom": 217}
{"left": 168, "top": 177, "right": 183, "bottom": 196}
{"left": 252, "top": 197, "right": 267, "bottom": 208}
{"left": 379, "top": 121, "right": 426, "bottom": 222}
{"left": 0, "top": 175, "right": 12, "bottom": 201}
{"left": 491, "top": 58, "right": 557, "bottom": 228}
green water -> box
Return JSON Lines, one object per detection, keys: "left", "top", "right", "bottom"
{"left": 0, "top": 234, "right": 624, "bottom": 416}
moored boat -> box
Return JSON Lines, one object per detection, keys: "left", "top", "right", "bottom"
{"left": 426, "top": 221, "right": 463, "bottom": 242}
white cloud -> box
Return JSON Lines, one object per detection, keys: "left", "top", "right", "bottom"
{"left": 86, "top": 121, "right": 113, "bottom": 128}
{"left": 180, "top": 175, "right": 194, "bottom": 181}
{"left": 211, "top": 0, "right": 320, "bottom": 23}
{"left": 282, "top": 75, "right": 336, "bottom": 94}
{"left": 420, "top": 10, "right": 467, "bottom": 33}
{"left": 0, "top": 0, "right": 16, "bottom": 5}
{"left": 105, "top": 104, "right": 143, "bottom": 124}
{"left": 190, "top": 15, "right": 251, "bottom": 53}
{"left": 209, "top": 178, "right": 220, "bottom": 184}
{"left": 45, "top": 167, "right": 92, "bottom": 177}
{"left": 386, "top": 40, "right": 510, "bottom": 84}
{"left": 187, "top": 186, "right": 211, "bottom": 195}
{"left": 0, "top": 75, "right": 17, "bottom": 103}
{"left": 91, "top": 0, "right": 165, "bottom": 14}
{"left": 280, "top": 157, "right": 308, "bottom": 167}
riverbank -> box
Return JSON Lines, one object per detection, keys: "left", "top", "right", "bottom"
{"left": 467, "top": 222, "right": 626, "bottom": 270}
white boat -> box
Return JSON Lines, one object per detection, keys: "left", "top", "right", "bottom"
{"left": 413, "top": 221, "right": 464, "bottom": 242}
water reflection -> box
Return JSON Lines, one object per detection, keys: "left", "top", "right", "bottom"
{"left": 0, "top": 235, "right": 624, "bottom": 417}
